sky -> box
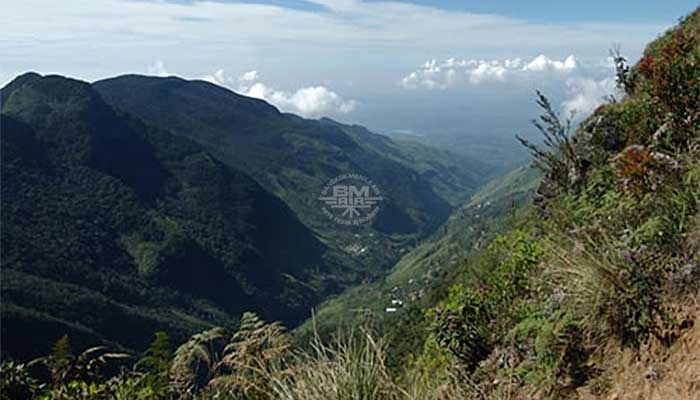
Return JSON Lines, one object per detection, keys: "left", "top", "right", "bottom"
{"left": 2, "top": 0, "right": 697, "bottom": 151}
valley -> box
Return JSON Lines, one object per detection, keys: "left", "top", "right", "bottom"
{"left": 1, "top": 4, "right": 698, "bottom": 400}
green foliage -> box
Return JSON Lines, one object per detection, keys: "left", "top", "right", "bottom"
{"left": 94, "top": 74, "right": 488, "bottom": 273}
{"left": 30, "top": 337, "right": 132, "bottom": 390}
{"left": 0, "top": 361, "right": 41, "bottom": 400}
{"left": 428, "top": 228, "right": 541, "bottom": 371}
{"left": 0, "top": 73, "right": 342, "bottom": 359}
{"left": 406, "top": 13, "right": 700, "bottom": 395}
{"left": 295, "top": 164, "right": 540, "bottom": 359}
{"left": 170, "top": 327, "right": 227, "bottom": 395}
{"left": 636, "top": 17, "right": 700, "bottom": 148}
{"left": 430, "top": 286, "right": 491, "bottom": 370}
{"left": 610, "top": 45, "right": 637, "bottom": 95}
{"left": 266, "top": 330, "right": 401, "bottom": 400}
{"left": 135, "top": 332, "right": 172, "bottom": 374}
{"left": 36, "top": 380, "right": 111, "bottom": 400}
{"left": 3, "top": 9, "right": 700, "bottom": 400}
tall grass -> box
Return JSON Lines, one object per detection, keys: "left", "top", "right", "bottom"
{"left": 541, "top": 231, "right": 666, "bottom": 347}
{"left": 265, "top": 329, "right": 402, "bottom": 400}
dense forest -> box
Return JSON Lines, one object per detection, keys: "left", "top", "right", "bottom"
{"left": 1, "top": 8, "right": 699, "bottom": 400}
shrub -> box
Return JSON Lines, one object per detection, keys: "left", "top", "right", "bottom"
{"left": 637, "top": 28, "right": 700, "bottom": 148}
{"left": 517, "top": 92, "right": 583, "bottom": 194}
{"left": 430, "top": 286, "right": 491, "bottom": 371}
{"left": 543, "top": 235, "right": 665, "bottom": 347}
{"left": 0, "top": 361, "right": 41, "bottom": 400}
{"left": 611, "top": 145, "right": 657, "bottom": 196}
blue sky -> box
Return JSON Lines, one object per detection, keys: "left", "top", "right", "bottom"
{"left": 363, "top": 0, "right": 695, "bottom": 22}
{"left": 156, "top": 0, "right": 696, "bottom": 22}
{"left": 2, "top": 0, "right": 697, "bottom": 155}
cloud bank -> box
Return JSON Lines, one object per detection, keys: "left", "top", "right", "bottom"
{"left": 400, "top": 55, "right": 578, "bottom": 89}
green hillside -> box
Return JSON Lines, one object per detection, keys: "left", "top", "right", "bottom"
{"left": 0, "top": 73, "right": 348, "bottom": 360}
{"left": 1, "top": 8, "right": 698, "bottom": 400}
{"left": 294, "top": 164, "right": 540, "bottom": 346}
{"left": 318, "top": 118, "right": 493, "bottom": 207}
{"left": 394, "top": 10, "right": 700, "bottom": 398}
{"left": 94, "top": 76, "right": 487, "bottom": 271}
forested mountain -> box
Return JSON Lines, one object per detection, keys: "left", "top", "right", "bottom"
{"left": 3, "top": 8, "right": 697, "bottom": 400}
{"left": 0, "top": 73, "right": 349, "bottom": 359}
{"left": 94, "top": 76, "right": 488, "bottom": 270}
{"left": 0, "top": 71, "right": 487, "bottom": 361}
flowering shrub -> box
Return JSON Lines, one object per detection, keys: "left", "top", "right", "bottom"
{"left": 637, "top": 28, "right": 700, "bottom": 147}
{"left": 612, "top": 145, "right": 657, "bottom": 196}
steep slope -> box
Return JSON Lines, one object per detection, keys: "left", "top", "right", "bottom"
{"left": 0, "top": 74, "right": 346, "bottom": 360}
{"left": 295, "top": 165, "right": 540, "bottom": 343}
{"left": 318, "top": 118, "right": 492, "bottom": 207}
{"left": 93, "top": 76, "right": 486, "bottom": 270}
{"left": 400, "top": 9, "right": 700, "bottom": 399}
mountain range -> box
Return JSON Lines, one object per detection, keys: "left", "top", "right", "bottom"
{"left": 0, "top": 72, "right": 487, "bottom": 360}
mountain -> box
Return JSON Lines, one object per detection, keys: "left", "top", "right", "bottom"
{"left": 317, "top": 118, "right": 492, "bottom": 207}
{"left": 294, "top": 165, "right": 540, "bottom": 343}
{"left": 388, "top": 129, "right": 531, "bottom": 172}
{"left": 0, "top": 73, "right": 351, "bottom": 360}
{"left": 93, "top": 76, "right": 488, "bottom": 271}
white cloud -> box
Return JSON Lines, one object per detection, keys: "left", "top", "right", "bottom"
{"left": 469, "top": 63, "right": 506, "bottom": 84}
{"left": 524, "top": 55, "right": 577, "bottom": 72}
{"left": 238, "top": 70, "right": 258, "bottom": 83}
{"left": 400, "top": 55, "right": 578, "bottom": 90}
{"left": 240, "top": 78, "right": 357, "bottom": 118}
{"left": 561, "top": 76, "right": 619, "bottom": 117}
{"left": 199, "top": 69, "right": 357, "bottom": 118}
{"left": 0, "top": 0, "right": 663, "bottom": 89}
{"left": 202, "top": 68, "right": 229, "bottom": 85}
{"left": 0, "top": 0, "right": 667, "bottom": 134}
{"left": 400, "top": 60, "right": 449, "bottom": 89}
{"left": 147, "top": 60, "right": 169, "bottom": 77}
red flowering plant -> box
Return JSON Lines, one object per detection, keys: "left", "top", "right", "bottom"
{"left": 637, "top": 28, "right": 700, "bottom": 149}
{"left": 611, "top": 145, "right": 659, "bottom": 196}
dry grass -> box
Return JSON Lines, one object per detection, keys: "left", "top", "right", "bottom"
{"left": 578, "top": 298, "right": 700, "bottom": 400}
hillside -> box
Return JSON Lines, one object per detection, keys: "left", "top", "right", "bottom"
{"left": 294, "top": 164, "right": 540, "bottom": 350}
{"left": 0, "top": 73, "right": 350, "bottom": 360}
{"left": 1, "top": 8, "right": 698, "bottom": 400}
{"left": 93, "top": 76, "right": 488, "bottom": 271}
{"left": 396, "top": 9, "right": 700, "bottom": 398}
{"left": 318, "top": 118, "right": 493, "bottom": 207}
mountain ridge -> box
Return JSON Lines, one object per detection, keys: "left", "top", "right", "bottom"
{"left": 93, "top": 75, "right": 488, "bottom": 270}
{"left": 0, "top": 73, "right": 343, "bottom": 359}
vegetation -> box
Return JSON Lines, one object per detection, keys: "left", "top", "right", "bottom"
{"left": 94, "top": 76, "right": 489, "bottom": 273}
{"left": 0, "top": 74, "right": 342, "bottom": 360}
{"left": 2, "top": 8, "right": 699, "bottom": 400}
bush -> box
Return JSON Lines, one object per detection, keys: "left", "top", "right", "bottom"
{"left": 637, "top": 26, "right": 700, "bottom": 149}
{"left": 543, "top": 234, "right": 665, "bottom": 347}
